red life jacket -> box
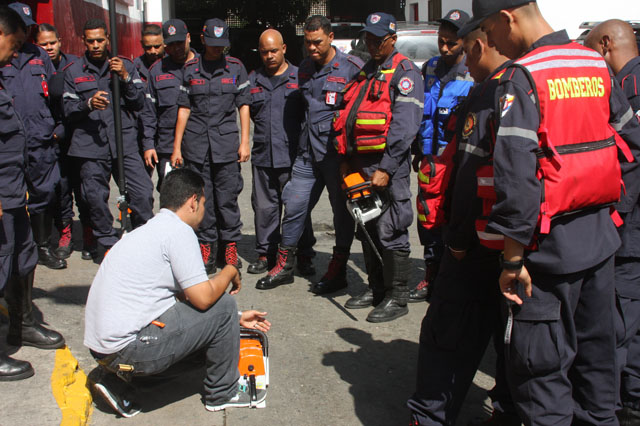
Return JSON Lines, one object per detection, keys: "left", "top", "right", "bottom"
{"left": 475, "top": 43, "right": 633, "bottom": 250}
{"left": 334, "top": 53, "right": 411, "bottom": 155}
{"left": 416, "top": 114, "right": 458, "bottom": 230}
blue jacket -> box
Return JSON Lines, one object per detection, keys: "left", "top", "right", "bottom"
{"left": 140, "top": 52, "right": 195, "bottom": 154}
{"left": 0, "top": 82, "right": 28, "bottom": 210}
{"left": 249, "top": 62, "right": 303, "bottom": 168}
{"left": 49, "top": 52, "right": 79, "bottom": 142}
{"left": 297, "top": 48, "right": 363, "bottom": 162}
{"left": 0, "top": 42, "right": 57, "bottom": 149}
{"left": 419, "top": 56, "right": 473, "bottom": 155}
{"left": 177, "top": 54, "right": 251, "bottom": 164}
{"left": 62, "top": 52, "right": 145, "bottom": 160}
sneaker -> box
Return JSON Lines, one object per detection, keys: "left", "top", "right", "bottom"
{"left": 93, "top": 372, "right": 141, "bottom": 418}
{"left": 205, "top": 386, "right": 253, "bottom": 412}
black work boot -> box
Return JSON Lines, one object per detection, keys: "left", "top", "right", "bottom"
{"left": 346, "top": 241, "right": 385, "bottom": 309}
{"left": 82, "top": 224, "right": 97, "bottom": 260}
{"left": 248, "top": 256, "right": 268, "bottom": 274}
{"left": 366, "top": 250, "right": 410, "bottom": 323}
{"left": 5, "top": 270, "right": 65, "bottom": 349}
{"left": 223, "top": 242, "right": 243, "bottom": 269}
{"left": 619, "top": 406, "right": 640, "bottom": 426}
{"left": 256, "top": 246, "right": 296, "bottom": 290}
{"left": 0, "top": 352, "right": 34, "bottom": 381}
{"left": 54, "top": 218, "right": 73, "bottom": 259}
{"left": 311, "top": 247, "right": 349, "bottom": 295}
{"left": 409, "top": 261, "right": 439, "bottom": 303}
{"left": 200, "top": 241, "right": 217, "bottom": 275}
{"left": 31, "top": 212, "right": 66, "bottom": 269}
{"left": 296, "top": 254, "right": 316, "bottom": 277}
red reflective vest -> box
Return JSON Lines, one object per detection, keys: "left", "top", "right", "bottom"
{"left": 476, "top": 43, "right": 632, "bottom": 250}
{"left": 334, "top": 53, "right": 411, "bottom": 155}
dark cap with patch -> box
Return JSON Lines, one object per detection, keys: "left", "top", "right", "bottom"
{"left": 163, "top": 19, "right": 188, "bottom": 44}
{"left": 461, "top": 0, "right": 536, "bottom": 37}
{"left": 9, "top": 2, "right": 36, "bottom": 27}
{"left": 361, "top": 12, "right": 397, "bottom": 37}
{"left": 437, "top": 9, "right": 470, "bottom": 31}
{"left": 202, "top": 18, "right": 229, "bottom": 47}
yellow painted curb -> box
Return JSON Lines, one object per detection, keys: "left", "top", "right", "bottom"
{"left": 51, "top": 346, "right": 93, "bottom": 426}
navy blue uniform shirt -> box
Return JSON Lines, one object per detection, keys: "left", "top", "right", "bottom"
{"left": 141, "top": 51, "right": 196, "bottom": 154}
{"left": 0, "top": 82, "right": 28, "bottom": 209}
{"left": 62, "top": 52, "right": 145, "bottom": 160}
{"left": 177, "top": 54, "right": 250, "bottom": 164}
{"left": 249, "top": 62, "right": 303, "bottom": 168}
{"left": 298, "top": 48, "right": 363, "bottom": 162}
{"left": 615, "top": 56, "right": 640, "bottom": 258}
{"left": 49, "top": 52, "right": 79, "bottom": 141}
{"left": 345, "top": 49, "right": 424, "bottom": 200}
{"left": 133, "top": 55, "right": 155, "bottom": 86}
{"left": 446, "top": 63, "right": 509, "bottom": 251}
{"left": 0, "top": 42, "right": 56, "bottom": 148}
{"left": 487, "top": 31, "right": 640, "bottom": 274}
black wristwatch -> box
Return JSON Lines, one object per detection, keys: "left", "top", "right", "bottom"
{"left": 500, "top": 255, "right": 524, "bottom": 271}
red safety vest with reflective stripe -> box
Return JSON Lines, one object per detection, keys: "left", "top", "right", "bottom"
{"left": 334, "top": 53, "right": 410, "bottom": 155}
{"left": 475, "top": 42, "right": 632, "bottom": 250}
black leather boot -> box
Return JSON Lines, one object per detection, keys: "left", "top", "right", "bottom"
{"left": 366, "top": 250, "right": 410, "bottom": 323}
{"left": 256, "top": 246, "right": 296, "bottom": 290}
{"left": 409, "top": 261, "right": 439, "bottom": 303}
{"left": 200, "top": 241, "right": 217, "bottom": 275}
{"left": 223, "top": 242, "right": 243, "bottom": 269}
{"left": 311, "top": 246, "right": 349, "bottom": 295}
{"left": 54, "top": 218, "right": 73, "bottom": 259}
{"left": 345, "top": 241, "right": 385, "bottom": 309}
{"left": 82, "top": 224, "right": 96, "bottom": 260}
{"left": 31, "top": 212, "right": 66, "bottom": 269}
{"left": 0, "top": 352, "right": 34, "bottom": 381}
{"left": 5, "top": 270, "right": 65, "bottom": 349}
{"left": 248, "top": 256, "right": 268, "bottom": 274}
{"left": 296, "top": 254, "right": 316, "bottom": 277}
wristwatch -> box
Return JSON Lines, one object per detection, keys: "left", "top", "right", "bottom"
{"left": 500, "top": 255, "right": 524, "bottom": 271}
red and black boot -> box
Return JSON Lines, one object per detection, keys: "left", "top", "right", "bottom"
{"left": 55, "top": 218, "right": 73, "bottom": 259}
{"left": 200, "top": 241, "right": 217, "bottom": 275}
{"left": 224, "top": 242, "right": 243, "bottom": 269}
{"left": 256, "top": 246, "right": 296, "bottom": 290}
{"left": 311, "top": 246, "right": 349, "bottom": 295}
{"left": 408, "top": 261, "right": 439, "bottom": 303}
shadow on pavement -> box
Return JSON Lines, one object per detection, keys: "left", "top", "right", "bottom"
{"left": 322, "top": 327, "right": 418, "bottom": 425}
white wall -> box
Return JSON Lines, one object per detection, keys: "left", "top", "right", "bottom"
{"left": 441, "top": 0, "right": 640, "bottom": 39}
{"left": 405, "top": 0, "right": 429, "bottom": 21}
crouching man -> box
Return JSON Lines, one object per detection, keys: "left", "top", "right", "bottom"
{"left": 83, "top": 169, "right": 270, "bottom": 417}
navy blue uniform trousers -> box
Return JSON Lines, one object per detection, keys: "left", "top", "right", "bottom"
{"left": 251, "top": 165, "right": 315, "bottom": 257}
{"left": 0, "top": 207, "right": 38, "bottom": 291}
{"left": 77, "top": 155, "right": 153, "bottom": 247}
{"left": 407, "top": 246, "right": 510, "bottom": 425}
{"left": 281, "top": 155, "right": 354, "bottom": 250}
{"left": 186, "top": 154, "right": 243, "bottom": 244}
{"left": 26, "top": 144, "right": 60, "bottom": 214}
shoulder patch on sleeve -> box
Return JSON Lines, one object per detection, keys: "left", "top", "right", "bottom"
{"left": 398, "top": 77, "right": 415, "bottom": 95}
{"left": 499, "top": 93, "right": 515, "bottom": 117}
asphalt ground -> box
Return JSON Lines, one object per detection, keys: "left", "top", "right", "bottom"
{"left": 0, "top": 159, "right": 499, "bottom": 426}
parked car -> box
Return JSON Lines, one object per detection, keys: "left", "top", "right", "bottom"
{"left": 393, "top": 22, "right": 440, "bottom": 69}
{"left": 332, "top": 22, "right": 365, "bottom": 54}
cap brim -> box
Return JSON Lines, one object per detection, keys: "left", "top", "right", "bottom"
{"left": 164, "top": 34, "right": 187, "bottom": 44}
{"left": 22, "top": 16, "right": 36, "bottom": 26}
{"left": 360, "top": 27, "right": 391, "bottom": 37}
{"left": 203, "top": 36, "right": 230, "bottom": 47}
{"left": 457, "top": 17, "right": 482, "bottom": 38}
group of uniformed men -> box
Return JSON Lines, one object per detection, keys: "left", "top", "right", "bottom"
{"left": 2, "top": 0, "right": 640, "bottom": 424}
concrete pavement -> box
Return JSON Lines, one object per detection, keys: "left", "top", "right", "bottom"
{"left": 0, "top": 162, "right": 498, "bottom": 426}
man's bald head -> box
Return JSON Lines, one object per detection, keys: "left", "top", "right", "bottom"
{"left": 258, "top": 28, "right": 287, "bottom": 75}
{"left": 585, "top": 20, "right": 638, "bottom": 74}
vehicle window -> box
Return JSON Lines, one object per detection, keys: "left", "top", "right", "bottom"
{"left": 331, "top": 24, "right": 364, "bottom": 40}
{"left": 396, "top": 34, "right": 439, "bottom": 64}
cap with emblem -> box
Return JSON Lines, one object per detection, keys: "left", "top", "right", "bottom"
{"left": 361, "top": 12, "right": 397, "bottom": 37}
{"left": 437, "top": 9, "right": 470, "bottom": 31}
{"left": 202, "top": 18, "right": 229, "bottom": 47}
{"left": 459, "top": 0, "right": 536, "bottom": 37}
{"left": 8, "top": 2, "right": 36, "bottom": 27}
{"left": 163, "top": 19, "right": 188, "bottom": 44}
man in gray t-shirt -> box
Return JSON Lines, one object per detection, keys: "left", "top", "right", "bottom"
{"left": 84, "top": 169, "right": 270, "bottom": 417}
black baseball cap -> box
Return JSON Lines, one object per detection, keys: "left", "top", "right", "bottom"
{"left": 163, "top": 19, "right": 188, "bottom": 44}
{"left": 460, "top": 0, "right": 536, "bottom": 37}
{"left": 9, "top": 2, "right": 36, "bottom": 27}
{"left": 202, "top": 18, "right": 229, "bottom": 47}
{"left": 437, "top": 9, "right": 470, "bottom": 30}
{"left": 361, "top": 12, "right": 397, "bottom": 37}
